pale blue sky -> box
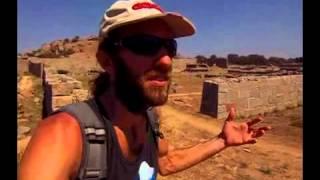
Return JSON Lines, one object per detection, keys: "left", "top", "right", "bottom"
{"left": 18, "top": 0, "right": 302, "bottom": 58}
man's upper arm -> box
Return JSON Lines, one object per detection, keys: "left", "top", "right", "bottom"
{"left": 18, "top": 112, "right": 83, "bottom": 180}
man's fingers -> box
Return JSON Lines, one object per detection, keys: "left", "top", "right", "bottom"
{"left": 247, "top": 139, "right": 257, "bottom": 144}
{"left": 252, "top": 126, "right": 271, "bottom": 138}
{"left": 258, "top": 126, "right": 272, "bottom": 131}
{"left": 226, "top": 107, "right": 236, "bottom": 121}
{"left": 247, "top": 117, "right": 263, "bottom": 126}
{"left": 253, "top": 130, "right": 265, "bottom": 138}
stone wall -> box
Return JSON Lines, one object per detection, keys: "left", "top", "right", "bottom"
{"left": 200, "top": 75, "right": 302, "bottom": 119}
{"left": 20, "top": 60, "right": 91, "bottom": 118}
{"left": 42, "top": 68, "right": 90, "bottom": 117}
{"left": 28, "top": 61, "right": 44, "bottom": 78}
{"left": 18, "top": 63, "right": 90, "bottom": 161}
{"left": 18, "top": 60, "right": 29, "bottom": 75}
{"left": 185, "top": 63, "right": 209, "bottom": 72}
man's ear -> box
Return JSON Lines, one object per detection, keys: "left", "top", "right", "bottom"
{"left": 96, "top": 49, "right": 114, "bottom": 75}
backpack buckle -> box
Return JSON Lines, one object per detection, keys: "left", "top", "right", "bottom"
{"left": 85, "top": 128, "right": 106, "bottom": 142}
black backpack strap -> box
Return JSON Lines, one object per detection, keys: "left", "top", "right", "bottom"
{"left": 146, "top": 107, "right": 164, "bottom": 146}
{"left": 55, "top": 99, "right": 108, "bottom": 180}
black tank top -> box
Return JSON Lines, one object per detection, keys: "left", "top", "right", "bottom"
{"left": 105, "top": 120, "right": 159, "bottom": 180}
{"left": 96, "top": 99, "right": 159, "bottom": 180}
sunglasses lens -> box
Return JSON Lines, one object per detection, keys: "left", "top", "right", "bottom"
{"left": 122, "top": 36, "right": 161, "bottom": 55}
{"left": 121, "top": 35, "right": 177, "bottom": 56}
{"left": 165, "top": 39, "right": 177, "bottom": 57}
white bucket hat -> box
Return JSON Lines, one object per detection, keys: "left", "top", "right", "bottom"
{"left": 98, "top": 0, "right": 196, "bottom": 42}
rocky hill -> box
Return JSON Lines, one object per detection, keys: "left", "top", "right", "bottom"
{"left": 18, "top": 35, "right": 99, "bottom": 60}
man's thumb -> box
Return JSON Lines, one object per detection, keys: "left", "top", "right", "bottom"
{"left": 226, "top": 106, "right": 236, "bottom": 121}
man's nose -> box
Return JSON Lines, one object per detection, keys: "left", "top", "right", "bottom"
{"left": 154, "top": 49, "right": 173, "bottom": 72}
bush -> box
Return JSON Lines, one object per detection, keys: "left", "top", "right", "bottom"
{"left": 37, "top": 50, "right": 59, "bottom": 58}
{"left": 61, "top": 48, "right": 75, "bottom": 57}
{"left": 71, "top": 36, "right": 80, "bottom": 42}
{"left": 63, "top": 38, "right": 70, "bottom": 44}
{"left": 195, "top": 55, "right": 207, "bottom": 64}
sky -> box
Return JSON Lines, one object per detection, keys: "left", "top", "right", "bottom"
{"left": 18, "top": 0, "right": 302, "bottom": 58}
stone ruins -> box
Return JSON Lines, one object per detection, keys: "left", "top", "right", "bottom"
{"left": 200, "top": 75, "right": 302, "bottom": 119}
{"left": 24, "top": 60, "right": 302, "bottom": 120}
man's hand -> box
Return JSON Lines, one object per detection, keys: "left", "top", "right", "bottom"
{"left": 220, "top": 107, "right": 271, "bottom": 147}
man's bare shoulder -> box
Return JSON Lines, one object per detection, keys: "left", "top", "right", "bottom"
{"left": 39, "top": 112, "right": 82, "bottom": 133}
{"left": 19, "top": 112, "right": 83, "bottom": 180}
{"left": 30, "top": 112, "right": 83, "bottom": 146}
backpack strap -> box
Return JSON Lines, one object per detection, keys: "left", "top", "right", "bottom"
{"left": 54, "top": 99, "right": 109, "bottom": 180}
{"left": 146, "top": 107, "right": 164, "bottom": 146}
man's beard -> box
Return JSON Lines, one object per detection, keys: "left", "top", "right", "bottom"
{"left": 112, "top": 55, "right": 171, "bottom": 113}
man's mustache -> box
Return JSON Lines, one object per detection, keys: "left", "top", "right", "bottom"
{"left": 144, "top": 71, "right": 171, "bottom": 81}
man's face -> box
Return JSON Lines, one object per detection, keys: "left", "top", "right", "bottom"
{"left": 112, "top": 19, "right": 175, "bottom": 107}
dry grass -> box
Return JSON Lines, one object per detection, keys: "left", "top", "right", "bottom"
{"left": 18, "top": 75, "right": 43, "bottom": 164}
{"left": 257, "top": 166, "right": 273, "bottom": 175}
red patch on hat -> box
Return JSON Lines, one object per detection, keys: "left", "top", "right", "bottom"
{"left": 132, "top": 2, "right": 164, "bottom": 13}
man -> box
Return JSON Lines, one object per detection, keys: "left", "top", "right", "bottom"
{"left": 19, "top": 0, "right": 271, "bottom": 179}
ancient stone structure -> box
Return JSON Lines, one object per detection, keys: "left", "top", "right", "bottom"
{"left": 25, "top": 61, "right": 303, "bottom": 121}
{"left": 28, "top": 61, "right": 44, "bottom": 78}
{"left": 200, "top": 75, "right": 302, "bottom": 119}
{"left": 42, "top": 69, "right": 89, "bottom": 117}
{"left": 18, "top": 62, "right": 91, "bottom": 160}
{"left": 185, "top": 63, "right": 209, "bottom": 72}
{"left": 227, "top": 64, "right": 303, "bottom": 76}
{"left": 18, "top": 59, "right": 29, "bottom": 75}
{"left": 279, "top": 63, "right": 303, "bottom": 73}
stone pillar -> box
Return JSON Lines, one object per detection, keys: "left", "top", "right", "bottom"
{"left": 200, "top": 80, "right": 219, "bottom": 117}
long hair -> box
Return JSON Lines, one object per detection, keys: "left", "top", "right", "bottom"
{"left": 90, "top": 33, "right": 118, "bottom": 97}
{"left": 90, "top": 71, "right": 111, "bottom": 97}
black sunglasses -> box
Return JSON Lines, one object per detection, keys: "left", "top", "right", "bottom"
{"left": 112, "top": 35, "right": 177, "bottom": 57}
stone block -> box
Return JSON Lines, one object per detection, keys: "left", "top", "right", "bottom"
{"left": 271, "top": 86, "right": 281, "bottom": 95}
{"left": 264, "top": 106, "right": 275, "bottom": 113}
{"left": 228, "top": 90, "right": 239, "bottom": 102}
{"left": 72, "top": 89, "right": 89, "bottom": 103}
{"left": 51, "top": 82, "right": 74, "bottom": 96}
{"left": 249, "top": 88, "right": 260, "bottom": 98}
{"left": 218, "top": 105, "right": 227, "bottom": 113}
{"left": 248, "top": 98, "right": 263, "bottom": 108}
{"left": 61, "top": 76, "right": 75, "bottom": 82}
{"left": 218, "top": 83, "right": 230, "bottom": 93}
{"left": 218, "top": 92, "right": 228, "bottom": 104}
{"left": 267, "top": 96, "right": 278, "bottom": 105}
{"left": 52, "top": 96, "right": 73, "bottom": 109}
{"left": 200, "top": 81, "right": 219, "bottom": 117}
{"left": 238, "top": 87, "right": 250, "bottom": 98}
{"left": 71, "top": 80, "right": 83, "bottom": 89}
{"left": 236, "top": 98, "right": 249, "bottom": 110}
